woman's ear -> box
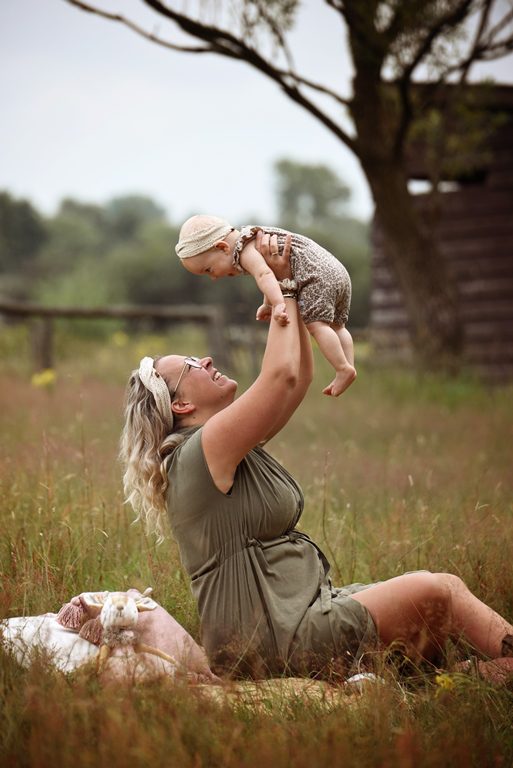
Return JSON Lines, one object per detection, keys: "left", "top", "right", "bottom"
{"left": 171, "top": 399, "right": 195, "bottom": 417}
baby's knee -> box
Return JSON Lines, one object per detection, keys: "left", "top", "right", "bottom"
{"left": 306, "top": 320, "right": 328, "bottom": 338}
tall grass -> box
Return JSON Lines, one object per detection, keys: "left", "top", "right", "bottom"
{"left": 1, "top": 325, "right": 512, "bottom": 766}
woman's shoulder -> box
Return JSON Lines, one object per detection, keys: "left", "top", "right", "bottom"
{"left": 168, "top": 426, "right": 203, "bottom": 467}
{"left": 166, "top": 427, "right": 220, "bottom": 518}
{"left": 169, "top": 431, "right": 273, "bottom": 493}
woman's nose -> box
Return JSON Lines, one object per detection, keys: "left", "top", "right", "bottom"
{"left": 201, "top": 357, "right": 213, "bottom": 368}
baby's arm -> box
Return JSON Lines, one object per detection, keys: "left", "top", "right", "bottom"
{"left": 239, "top": 242, "right": 288, "bottom": 325}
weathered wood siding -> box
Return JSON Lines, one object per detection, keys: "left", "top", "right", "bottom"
{"left": 371, "top": 101, "right": 513, "bottom": 381}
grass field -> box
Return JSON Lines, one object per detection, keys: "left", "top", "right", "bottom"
{"left": 1, "top": 325, "right": 513, "bottom": 767}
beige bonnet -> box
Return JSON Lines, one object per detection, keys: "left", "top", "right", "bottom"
{"left": 175, "top": 215, "right": 234, "bottom": 260}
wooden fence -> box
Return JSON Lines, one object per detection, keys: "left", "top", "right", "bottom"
{"left": 0, "top": 300, "right": 230, "bottom": 371}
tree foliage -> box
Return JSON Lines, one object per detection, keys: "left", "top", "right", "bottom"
{"left": 274, "top": 159, "right": 351, "bottom": 225}
{"left": 0, "top": 161, "right": 370, "bottom": 327}
{"left": 0, "top": 192, "right": 47, "bottom": 274}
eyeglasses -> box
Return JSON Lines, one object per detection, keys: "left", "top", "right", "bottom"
{"left": 170, "top": 356, "right": 203, "bottom": 399}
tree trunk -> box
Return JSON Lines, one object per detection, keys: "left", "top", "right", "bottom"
{"left": 347, "top": 48, "right": 464, "bottom": 370}
{"left": 363, "top": 157, "right": 464, "bottom": 371}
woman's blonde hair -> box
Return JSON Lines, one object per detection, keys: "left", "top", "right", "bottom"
{"left": 119, "top": 369, "right": 185, "bottom": 541}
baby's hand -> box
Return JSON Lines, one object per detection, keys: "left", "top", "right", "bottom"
{"left": 273, "top": 302, "right": 289, "bottom": 326}
{"left": 256, "top": 303, "right": 272, "bottom": 322}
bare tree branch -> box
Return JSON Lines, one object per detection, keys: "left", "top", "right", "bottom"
{"left": 439, "top": 6, "right": 513, "bottom": 75}
{"left": 324, "top": 0, "right": 345, "bottom": 16}
{"left": 64, "top": 0, "right": 356, "bottom": 149}
{"left": 64, "top": 0, "right": 212, "bottom": 53}
{"left": 281, "top": 74, "right": 351, "bottom": 108}
{"left": 481, "top": 7, "right": 513, "bottom": 44}
{"left": 458, "top": 0, "right": 494, "bottom": 84}
{"left": 401, "top": 0, "right": 475, "bottom": 83}
{"left": 392, "top": 0, "right": 475, "bottom": 159}
{"left": 475, "top": 8, "right": 513, "bottom": 58}
{"left": 66, "top": 0, "right": 350, "bottom": 106}
{"left": 477, "top": 36, "right": 513, "bottom": 57}
{"left": 247, "top": 0, "right": 295, "bottom": 73}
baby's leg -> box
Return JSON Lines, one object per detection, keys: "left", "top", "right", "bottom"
{"left": 335, "top": 324, "right": 354, "bottom": 366}
{"left": 307, "top": 321, "right": 356, "bottom": 396}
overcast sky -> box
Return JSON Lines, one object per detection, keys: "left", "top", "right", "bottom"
{"left": 1, "top": 0, "right": 512, "bottom": 226}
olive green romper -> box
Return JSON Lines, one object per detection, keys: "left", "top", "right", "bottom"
{"left": 167, "top": 428, "right": 377, "bottom": 677}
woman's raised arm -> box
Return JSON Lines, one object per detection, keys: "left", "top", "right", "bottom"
{"left": 202, "top": 293, "right": 304, "bottom": 492}
{"left": 260, "top": 308, "right": 313, "bottom": 442}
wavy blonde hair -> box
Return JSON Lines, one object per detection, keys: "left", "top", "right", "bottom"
{"left": 119, "top": 368, "right": 185, "bottom": 541}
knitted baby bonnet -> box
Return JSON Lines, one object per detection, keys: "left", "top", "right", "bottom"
{"left": 175, "top": 215, "right": 233, "bottom": 260}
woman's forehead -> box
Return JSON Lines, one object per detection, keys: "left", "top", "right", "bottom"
{"left": 155, "top": 354, "right": 186, "bottom": 379}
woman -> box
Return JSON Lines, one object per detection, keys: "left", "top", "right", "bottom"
{"left": 120, "top": 232, "right": 513, "bottom": 683}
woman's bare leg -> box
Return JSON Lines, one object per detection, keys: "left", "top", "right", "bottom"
{"left": 437, "top": 573, "right": 513, "bottom": 658}
{"left": 351, "top": 572, "right": 513, "bottom": 663}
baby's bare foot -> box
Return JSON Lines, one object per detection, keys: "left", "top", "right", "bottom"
{"left": 322, "top": 366, "right": 356, "bottom": 397}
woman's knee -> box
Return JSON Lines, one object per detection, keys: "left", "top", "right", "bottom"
{"left": 433, "top": 572, "right": 467, "bottom": 597}
{"left": 353, "top": 572, "right": 452, "bottom": 656}
{"left": 405, "top": 572, "right": 452, "bottom": 618}
{"left": 401, "top": 573, "right": 453, "bottom": 651}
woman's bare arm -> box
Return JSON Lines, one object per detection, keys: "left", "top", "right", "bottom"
{"left": 261, "top": 310, "right": 313, "bottom": 442}
{"left": 202, "top": 295, "right": 302, "bottom": 492}
{"left": 252, "top": 229, "right": 312, "bottom": 441}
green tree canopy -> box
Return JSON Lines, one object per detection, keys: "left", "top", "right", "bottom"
{"left": 104, "top": 195, "right": 166, "bottom": 242}
{"left": 275, "top": 159, "right": 351, "bottom": 227}
{"left": 0, "top": 191, "right": 47, "bottom": 274}
{"left": 0, "top": 163, "right": 370, "bottom": 325}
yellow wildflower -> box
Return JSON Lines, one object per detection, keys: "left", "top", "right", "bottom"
{"left": 111, "top": 331, "right": 129, "bottom": 348}
{"left": 435, "top": 673, "right": 455, "bottom": 691}
{"left": 31, "top": 369, "right": 57, "bottom": 390}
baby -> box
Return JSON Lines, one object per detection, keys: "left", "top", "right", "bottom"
{"left": 175, "top": 215, "right": 356, "bottom": 396}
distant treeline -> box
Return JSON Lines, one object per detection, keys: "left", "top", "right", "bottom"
{"left": 0, "top": 160, "right": 371, "bottom": 329}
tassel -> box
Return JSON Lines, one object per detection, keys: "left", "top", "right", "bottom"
{"left": 79, "top": 617, "right": 104, "bottom": 646}
{"left": 56, "top": 602, "right": 87, "bottom": 631}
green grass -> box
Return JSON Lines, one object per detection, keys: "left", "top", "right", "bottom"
{"left": 1, "top": 325, "right": 513, "bottom": 767}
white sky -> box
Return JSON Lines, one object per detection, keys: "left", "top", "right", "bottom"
{"left": 1, "top": 0, "right": 512, "bottom": 226}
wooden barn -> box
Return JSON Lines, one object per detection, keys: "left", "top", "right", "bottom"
{"left": 370, "top": 84, "right": 513, "bottom": 381}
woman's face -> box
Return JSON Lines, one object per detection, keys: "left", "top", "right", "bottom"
{"left": 156, "top": 354, "right": 237, "bottom": 412}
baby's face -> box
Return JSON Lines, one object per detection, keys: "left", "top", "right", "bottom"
{"left": 183, "top": 247, "right": 238, "bottom": 281}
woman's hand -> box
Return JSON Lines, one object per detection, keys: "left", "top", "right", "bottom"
{"left": 255, "top": 230, "right": 292, "bottom": 281}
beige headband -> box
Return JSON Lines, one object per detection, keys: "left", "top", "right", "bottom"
{"left": 175, "top": 217, "right": 233, "bottom": 260}
{"left": 138, "top": 357, "right": 173, "bottom": 431}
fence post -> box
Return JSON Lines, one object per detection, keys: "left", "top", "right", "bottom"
{"left": 205, "top": 306, "right": 231, "bottom": 371}
{"left": 31, "top": 317, "right": 54, "bottom": 371}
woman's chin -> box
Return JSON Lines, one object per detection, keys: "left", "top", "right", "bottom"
{"left": 217, "top": 374, "right": 237, "bottom": 389}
